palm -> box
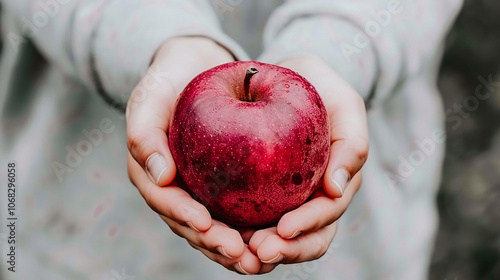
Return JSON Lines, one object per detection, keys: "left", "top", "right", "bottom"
{"left": 245, "top": 57, "right": 368, "bottom": 271}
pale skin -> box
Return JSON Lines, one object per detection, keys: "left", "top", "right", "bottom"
{"left": 126, "top": 36, "right": 368, "bottom": 275}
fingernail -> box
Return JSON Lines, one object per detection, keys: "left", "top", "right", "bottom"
{"left": 331, "top": 169, "right": 350, "bottom": 196}
{"left": 287, "top": 230, "right": 302, "bottom": 239}
{"left": 234, "top": 262, "right": 251, "bottom": 275}
{"left": 216, "top": 246, "right": 232, "bottom": 259}
{"left": 262, "top": 253, "right": 284, "bottom": 264}
{"left": 146, "top": 153, "right": 167, "bottom": 185}
{"left": 186, "top": 221, "right": 200, "bottom": 233}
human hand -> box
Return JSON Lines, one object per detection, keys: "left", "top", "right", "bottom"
{"left": 247, "top": 56, "right": 369, "bottom": 273}
{"left": 126, "top": 37, "right": 261, "bottom": 274}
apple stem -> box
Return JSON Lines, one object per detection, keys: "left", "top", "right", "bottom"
{"left": 243, "top": 67, "right": 259, "bottom": 102}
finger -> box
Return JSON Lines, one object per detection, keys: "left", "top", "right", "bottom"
{"left": 128, "top": 153, "right": 212, "bottom": 232}
{"left": 323, "top": 109, "right": 368, "bottom": 198}
{"left": 125, "top": 63, "right": 180, "bottom": 185}
{"left": 252, "top": 223, "right": 337, "bottom": 264}
{"left": 248, "top": 227, "right": 277, "bottom": 256}
{"left": 320, "top": 77, "right": 368, "bottom": 198}
{"left": 321, "top": 75, "right": 368, "bottom": 198}
{"left": 234, "top": 246, "right": 262, "bottom": 275}
{"left": 189, "top": 242, "right": 262, "bottom": 275}
{"left": 163, "top": 216, "right": 245, "bottom": 259}
{"left": 126, "top": 37, "right": 235, "bottom": 187}
{"left": 277, "top": 173, "right": 361, "bottom": 239}
{"left": 187, "top": 242, "right": 239, "bottom": 273}
{"left": 151, "top": 37, "right": 234, "bottom": 94}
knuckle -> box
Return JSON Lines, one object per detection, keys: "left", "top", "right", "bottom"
{"left": 228, "top": 228, "right": 242, "bottom": 241}
{"left": 169, "top": 224, "right": 185, "bottom": 239}
{"left": 142, "top": 188, "right": 159, "bottom": 214}
{"left": 312, "top": 236, "right": 330, "bottom": 258}
{"left": 351, "top": 136, "right": 369, "bottom": 164}
{"left": 268, "top": 236, "right": 285, "bottom": 255}
{"left": 316, "top": 246, "right": 329, "bottom": 259}
{"left": 143, "top": 195, "right": 156, "bottom": 213}
{"left": 126, "top": 164, "right": 135, "bottom": 187}
{"left": 125, "top": 103, "right": 131, "bottom": 121}
{"left": 127, "top": 90, "right": 145, "bottom": 113}
{"left": 250, "top": 231, "right": 268, "bottom": 247}
{"left": 195, "top": 232, "right": 207, "bottom": 248}
{"left": 175, "top": 200, "right": 201, "bottom": 222}
{"left": 354, "top": 94, "right": 366, "bottom": 109}
{"left": 126, "top": 128, "right": 140, "bottom": 150}
{"left": 126, "top": 130, "right": 149, "bottom": 163}
{"left": 187, "top": 241, "right": 198, "bottom": 250}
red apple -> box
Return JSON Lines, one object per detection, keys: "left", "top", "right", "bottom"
{"left": 169, "top": 61, "right": 329, "bottom": 227}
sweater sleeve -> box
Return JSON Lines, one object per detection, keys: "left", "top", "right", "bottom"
{"left": 259, "top": 0, "right": 463, "bottom": 107}
{"left": 1, "top": 0, "right": 248, "bottom": 109}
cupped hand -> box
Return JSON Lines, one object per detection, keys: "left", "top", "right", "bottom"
{"left": 248, "top": 56, "right": 369, "bottom": 273}
{"left": 126, "top": 37, "right": 261, "bottom": 275}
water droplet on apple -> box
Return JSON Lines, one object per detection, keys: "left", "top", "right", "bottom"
{"left": 284, "top": 84, "right": 290, "bottom": 88}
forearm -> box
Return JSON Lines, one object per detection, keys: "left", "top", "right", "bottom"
{"left": 260, "top": 16, "right": 378, "bottom": 101}
{"left": 2, "top": 0, "right": 247, "bottom": 109}
{"left": 260, "top": 0, "right": 463, "bottom": 107}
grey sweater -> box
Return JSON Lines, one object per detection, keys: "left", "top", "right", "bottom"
{"left": 0, "top": 0, "right": 462, "bottom": 279}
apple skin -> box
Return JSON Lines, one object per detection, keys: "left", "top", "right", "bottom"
{"left": 169, "top": 61, "right": 329, "bottom": 227}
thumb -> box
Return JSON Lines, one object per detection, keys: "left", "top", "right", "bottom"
{"left": 126, "top": 37, "right": 235, "bottom": 186}
{"left": 126, "top": 69, "right": 178, "bottom": 186}
{"left": 323, "top": 133, "right": 369, "bottom": 198}
{"left": 322, "top": 88, "right": 369, "bottom": 198}
{"left": 278, "top": 57, "right": 369, "bottom": 198}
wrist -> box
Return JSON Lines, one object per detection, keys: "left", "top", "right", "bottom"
{"left": 153, "top": 36, "right": 235, "bottom": 66}
{"left": 278, "top": 55, "right": 324, "bottom": 70}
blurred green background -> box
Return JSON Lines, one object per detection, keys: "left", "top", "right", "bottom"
{"left": 430, "top": 1, "right": 500, "bottom": 279}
